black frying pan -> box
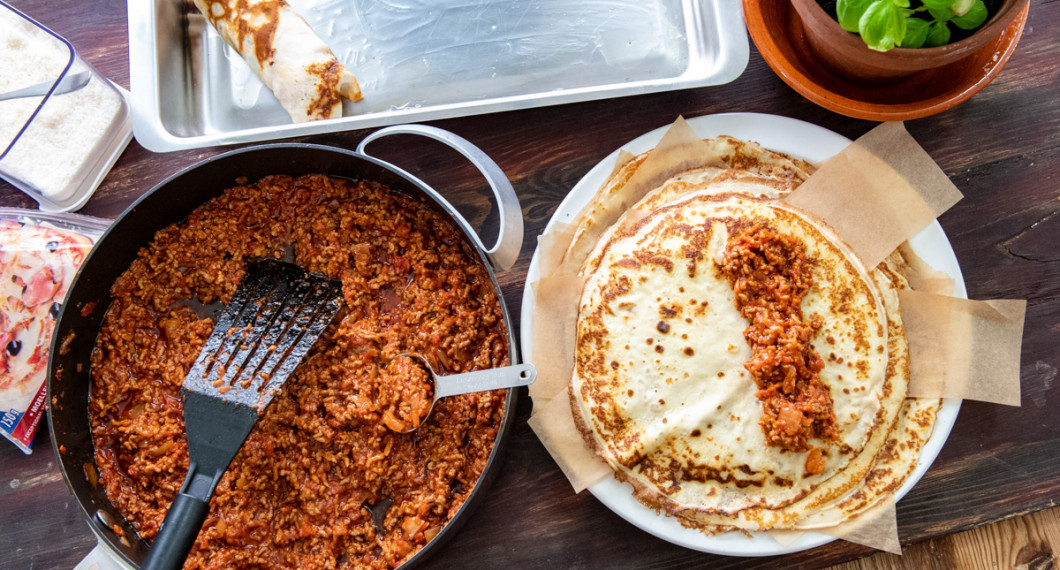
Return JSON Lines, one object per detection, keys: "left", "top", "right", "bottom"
{"left": 47, "top": 126, "right": 525, "bottom": 569}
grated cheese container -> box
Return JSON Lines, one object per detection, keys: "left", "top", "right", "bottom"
{"left": 0, "top": 2, "right": 132, "bottom": 212}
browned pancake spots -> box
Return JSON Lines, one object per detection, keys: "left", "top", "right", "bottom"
{"left": 659, "top": 304, "right": 681, "bottom": 318}
{"left": 206, "top": 0, "right": 281, "bottom": 70}
{"left": 634, "top": 249, "right": 675, "bottom": 273}
{"left": 630, "top": 454, "right": 767, "bottom": 493}
{"left": 656, "top": 320, "right": 670, "bottom": 333}
{"left": 600, "top": 273, "right": 632, "bottom": 304}
{"left": 306, "top": 59, "right": 346, "bottom": 120}
{"left": 690, "top": 299, "right": 710, "bottom": 317}
{"left": 718, "top": 223, "right": 838, "bottom": 466}
{"left": 684, "top": 347, "right": 694, "bottom": 356}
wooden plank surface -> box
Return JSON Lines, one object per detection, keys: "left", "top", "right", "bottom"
{"left": 1, "top": 1, "right": 1059, "bottom": 569}
{"left": 832, "top": 506, "right": 1060, "bottom": 570}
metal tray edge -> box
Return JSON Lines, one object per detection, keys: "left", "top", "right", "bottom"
{"left": 128, "top": 0, "right": 749, "bottom": 152}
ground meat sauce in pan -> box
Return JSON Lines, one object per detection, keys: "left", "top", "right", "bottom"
{"left": 88, "top": 174, "right": 509, "bottom": 569}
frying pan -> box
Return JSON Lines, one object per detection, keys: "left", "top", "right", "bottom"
{"left": 47, "top": 125, "right": 524, "bottom": 569}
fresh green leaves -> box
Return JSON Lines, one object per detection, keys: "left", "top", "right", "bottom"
{"left": 834, "top": 0, "right": 991, "bottom": 51}
{"left": 838, "top": 0, "right": 876, "bottom": 32}
{"left": 952, "top": 0, "right": 989, "bottom": 29}
{"left": 926, "top": 19, "right": 953, "bottom": 46}
{"left": 860, "top": 1, "right": 908, "bottom": 51}
{"left": 901, "top": 17, "right": 931, "bottom": 48}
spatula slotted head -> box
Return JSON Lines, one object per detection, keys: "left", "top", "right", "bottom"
{"left": 182, "top": 259, "right": 344, "bottom": 411}
{"left": 180, "top": 259, "right": 343, "bottom": 475}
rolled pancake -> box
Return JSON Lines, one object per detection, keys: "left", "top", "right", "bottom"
{"left": 571, "top": 193, "right": 912, "bottom": 531}
{"left": 192, "top": 0, "right": 363, "bottom": 122}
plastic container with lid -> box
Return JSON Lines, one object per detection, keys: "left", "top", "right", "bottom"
{"left": 0, "top": 1, "right": 132, "bottom": 212}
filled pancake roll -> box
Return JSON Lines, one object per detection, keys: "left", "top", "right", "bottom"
{"left": 192, "top": 0, "right": 363, "bottom": 122}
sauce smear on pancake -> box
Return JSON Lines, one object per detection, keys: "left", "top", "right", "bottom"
{"left": 719, "top": 224, "right": 837, "bottom": 473}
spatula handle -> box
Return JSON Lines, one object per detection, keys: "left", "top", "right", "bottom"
{"left": 140, "top": 492, "right": 209, "bottom": 570}
{"left": 141, "top": 466, "right": 218, "bottom": 570}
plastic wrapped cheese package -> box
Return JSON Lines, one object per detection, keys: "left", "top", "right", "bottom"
{"left": 0, "top": 208, "right": 110, "bottom": 452}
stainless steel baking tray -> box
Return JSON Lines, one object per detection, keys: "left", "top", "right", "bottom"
{"left": 127, "top": 0, "right": 748, "bottom": 152}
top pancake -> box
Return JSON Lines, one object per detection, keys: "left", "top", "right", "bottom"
{"left": 566, "top": 134, "right": 939, "bottom": 533}
{"left": 572, "top": 193, "right": 896, "bottom": 518}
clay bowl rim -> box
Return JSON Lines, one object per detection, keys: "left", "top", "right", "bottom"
{"left": 789, "top": 0, "right": 1029, "bottom": 65}
{"left": 743, "top": 0, "right": 1030, "bottom": 121}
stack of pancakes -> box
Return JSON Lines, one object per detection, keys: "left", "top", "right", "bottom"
{"left": 569, "top": 136, "right": 939, "bottom": 534}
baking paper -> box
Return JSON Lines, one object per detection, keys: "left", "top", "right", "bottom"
{"left": 526, "top": 386, "right": 611, "bottom": 492}
{"left": 819, "top": 497, "right": 902, "bottom": 555}
{"left": 901, "top": 292, "right": 1025, "bottom": 405}
{"left": 528, "top": 222, "right": 579, "bottom": 404}
{"left": 896, "top": 242, "right": 955, "bottom": 296}
{"left": 785, "top": 121, "right": 964, "bottom": 269}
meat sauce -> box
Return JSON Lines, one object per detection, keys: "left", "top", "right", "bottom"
{"left": 718, "top": 224, "right": 836, "bottom": 474}
{"left": 89, "top": 175, "right": 508, "bottom": 569}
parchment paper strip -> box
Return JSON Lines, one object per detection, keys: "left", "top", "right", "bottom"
{"left": 820, "top": 496, "right": 902, "bottom": 555}
{"left": 529, "top": 223, "right": 580, "bottom": 404}
{"left": 785, "top": 122, "right": 963, "bottom": 269}
{"left": 562, "top": 117, "right": 719, "bottom": 268}
{"left": 897, "top": 242, "right": 955, "bottom": 296}
{"left": 901, "top": 291, "right": 1025, "bottom": 405}
{"left": 527, "top": 387, "right": 612, "bottom": 492}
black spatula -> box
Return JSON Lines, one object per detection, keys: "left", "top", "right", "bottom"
{"left": 141, "top": 259, "right": 343, "bottom": 570}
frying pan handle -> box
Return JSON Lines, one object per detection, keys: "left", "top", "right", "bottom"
{"left": 356, "top": 124, "right": 523, "bottom": 272}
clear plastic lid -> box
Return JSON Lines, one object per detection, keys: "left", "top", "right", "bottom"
{"left": 0, "top": 2, "right": 132, "bottom": 212}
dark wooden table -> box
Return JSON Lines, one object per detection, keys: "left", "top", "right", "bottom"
{"left": 2, "top": 1, "right": 1058, "bottom": 568}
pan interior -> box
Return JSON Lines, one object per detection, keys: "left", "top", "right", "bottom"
{"left": 48, "top": 144, "right": 518, "bottom": 567}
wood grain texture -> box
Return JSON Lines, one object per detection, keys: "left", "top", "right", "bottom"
{"left": 1, "top": 1, "right": 1059, "bottom": 569}
{"left": 831, "top": 506, "right": 1060, "bottom": 570}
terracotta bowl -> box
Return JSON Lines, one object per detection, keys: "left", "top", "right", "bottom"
{"left": 790, "top": 0, "right": 1029, "bottom": 84}
{"left": 744, "top": 0, "right": 1029, "bottom": 120}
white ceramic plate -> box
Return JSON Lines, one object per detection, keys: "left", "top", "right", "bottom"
{"left": 519, "top": 112, "right": 964, "bottom": 556}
